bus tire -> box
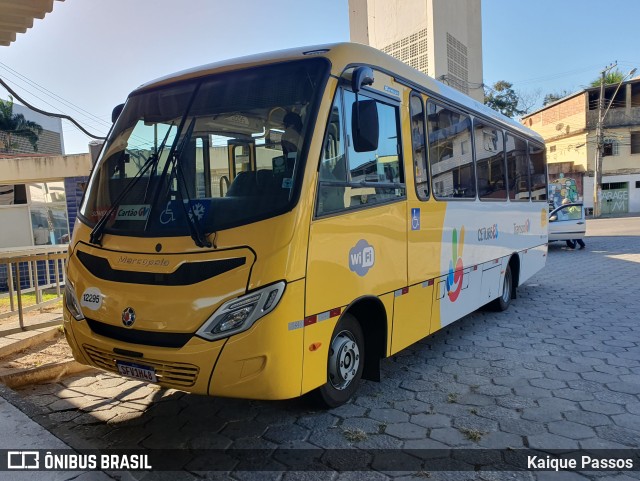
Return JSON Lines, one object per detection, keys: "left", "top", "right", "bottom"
{"left": 313, "top": 313, "right": 364, "bottom": 408}
{"left": 491, "top": 264, "right": 512, "bottom": 312}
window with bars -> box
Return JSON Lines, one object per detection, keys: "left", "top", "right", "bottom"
{"left": 603, "top": 138, "right": 619, "bottom": 156}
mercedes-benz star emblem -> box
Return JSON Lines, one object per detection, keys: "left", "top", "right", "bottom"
{"left": 122, "top": 307, "right": 136, "bottom": 327}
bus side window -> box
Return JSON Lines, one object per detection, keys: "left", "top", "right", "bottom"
{"left": 474, "top": 122, "right": 507, "bottom": 201}
{"left": 316, "top": 88, "right": 404, "bottom": 217}
{"left": 410, "top": 93, "right": 429, "bottom": 200}
{"left": 317, "top": 90, "right": 347, "bottom": 215}
{"left": 529, "top": 142, "right": 547, "bottom": 201}
{"left": 427, "top": 101, "right": 475, "bottom": 199}
{"left": 505, "top": 133, "right": 530, "bottom": 201}
{"left": 342, "top": 90, "right": 404, "bottom": 207}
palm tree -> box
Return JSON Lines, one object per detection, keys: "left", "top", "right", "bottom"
{"left": 590, "top": 69, "right": 626, "bottom": 87}
{"left": 0, "top": 95, "right": 43, "bottom": 153}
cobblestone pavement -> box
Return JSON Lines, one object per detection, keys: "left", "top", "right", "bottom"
{"left": 8, "top": 234, "right": 640, "bottom": 481}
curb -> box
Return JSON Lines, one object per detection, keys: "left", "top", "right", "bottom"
{"left": 0, "top": 325, "right": 61, "bottom": 359}
{"left": 0, "top": 359, "right": 97, "bottom": 388}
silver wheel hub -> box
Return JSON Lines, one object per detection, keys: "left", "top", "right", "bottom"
{"left": 502, "top": 269, "right": 512, "bottom": 303}
{"left": 328, "top": 330, "right": 360, "bottom": 390}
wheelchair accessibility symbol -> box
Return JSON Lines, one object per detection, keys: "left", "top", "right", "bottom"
{"left": 411, "top": 208, "right": 421, "bottom": 231}
{"left": 160, "top": 201, "right": 175, "bottom": 225}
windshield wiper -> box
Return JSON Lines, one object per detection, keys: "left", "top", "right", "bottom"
{"left": 89, "top": 152, "right": 158, "bottom": 246}
{"left": 171, "top": 118, "right": 212, "bottom": 248}
{"left": 90, "top": 121, "right": 176, "bottom": 246}
{"left": 142, "top": 122, "right": 175, "bottom": 203}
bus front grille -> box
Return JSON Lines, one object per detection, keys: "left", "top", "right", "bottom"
{"left": 83, "top": 344, "right": 199, "bottom": 388}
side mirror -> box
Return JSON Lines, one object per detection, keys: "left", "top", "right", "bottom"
{"left": 352, "top": 66, "right": 374, "bottom": 93}
{"left": 351, "top": 100, "right": 379, "bottom": 152}
{"left": 112, "top": 103, "right": 125, "bottom": 123}
{"left": 549, "top": 215, "right": 557, "bottom": 222}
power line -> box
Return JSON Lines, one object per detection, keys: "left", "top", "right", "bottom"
{"left": 509, "top": 65, "right": 603, "bottom": 87}
{"left": 0, "top": 76, "right": 105, "bottom": 140}
{"left": 0, "top": 64, "right": 204, "bottom": 151}
{"left": 0, "top": 63, "right": 111, "bottom": 134}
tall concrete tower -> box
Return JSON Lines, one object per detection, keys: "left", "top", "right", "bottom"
{"left": 348, "top": 0, "right": 484, "bottom": 102}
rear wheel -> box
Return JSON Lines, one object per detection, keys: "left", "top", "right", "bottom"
{"left": 312, "top": 313, "right": 364, "bottom": 408}
{"left": 491, "top": 264, "right": 512, "bottom": 311}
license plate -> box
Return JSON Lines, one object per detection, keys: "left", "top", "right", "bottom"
{"left": 116, "top": 361, "right": 157, "bottom": 383}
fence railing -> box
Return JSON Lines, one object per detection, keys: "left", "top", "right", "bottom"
{"left": 0, "top": 245, "right": 68, "bottom": 330}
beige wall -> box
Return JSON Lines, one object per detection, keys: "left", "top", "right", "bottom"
{"left": 590, "top": 129, "right": 640, "bottom": 175}
{"left": 350, "top": 0, "right": 428, "bottom": 48}
{"left": 523, "top": 81, "right": 640, "bottom": 213}
{"left": 545, "top": 133, "right": 589, "bottom": 172}
{"left": 0, "top": 153, "right": 92, "bottom": 185}
{"left": 349, "top": 0, "right": 370, "bottom": 44}
{"left": 348, "top": 0, "right": 484, "bottom": 102}
{"left": 0, "top": 204, "right": 32, "bottom": 248}
{"left": 524, "top": 91, "right": 640, "bottom": 176}
{"left": 522, "top": 94, "right": 587, "bottom": 140}
{"left": 428, "top": 0, "right": 483, "bottom": 99}
{"left": 0, "top": 153, "right": 92, "bottom": 248}
{"left": 523, "top": 94, "right": 589, "bottom": 172}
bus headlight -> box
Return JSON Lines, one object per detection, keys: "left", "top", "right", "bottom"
{"left": 64, "top": 282, "right": 85, "bottom": 321}
{"left": 196, "top": 281, "right": 286, "bottom": 341}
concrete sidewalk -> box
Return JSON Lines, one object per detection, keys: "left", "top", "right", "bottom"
{"left": 0, "top": 311, "right": 113, "bottom": 479}
{"left": 0, "top": 386, "right": 113, "bottom": 480}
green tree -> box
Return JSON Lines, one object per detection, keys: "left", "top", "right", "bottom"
{"left": 543, "top": 90, "right": 572, "bottom": 106}
{"left": 484, "top": 81, "right": 525, "bottom": 118}
{"left": 0, "top": 96, "right": 43, "bottom": 153}
{"left": 590, "top": 69, "right": 625, "bottom": 87}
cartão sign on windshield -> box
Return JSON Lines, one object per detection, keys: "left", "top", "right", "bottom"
{"left": 115, "top": 204, "right": 151, "bottom": 221}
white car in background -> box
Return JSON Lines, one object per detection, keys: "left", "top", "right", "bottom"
{"left": 548, "top": 202, "right": 586, "bottom": 242}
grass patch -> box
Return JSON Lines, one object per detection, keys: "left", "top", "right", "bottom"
{"left": 447, "top": 392, "right": 459, "bottom": 403}
{"left": 0, "top": 292, "right": 62, "bottom": 313}
{"left": 342, "top": 427, "right": 368, "bottom": 442}
{"left": 459, "top": 427, "right": 484, "bottom": 442}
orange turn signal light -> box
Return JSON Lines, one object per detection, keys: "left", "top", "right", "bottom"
{"left": 309, "top": 342, "right": 322, "bottom": 351}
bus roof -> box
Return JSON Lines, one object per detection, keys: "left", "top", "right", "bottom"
{"left": 134, "top": 42, "right": 543, "bottom": 144}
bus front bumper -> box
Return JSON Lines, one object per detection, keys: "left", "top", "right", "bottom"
{"left": 63, "top": 280, "right": 306, "bottom": 400}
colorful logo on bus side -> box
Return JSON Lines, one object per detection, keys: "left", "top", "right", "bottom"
{"left": 513, "top": 219, "right": 531, "bottom": 235}
{"left": 478, "top": 223, "right": 498, "bottom": 242}
{"left": 446, "top": 226, "right": 465, "bottom": 302}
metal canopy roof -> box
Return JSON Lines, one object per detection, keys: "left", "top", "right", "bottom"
{"left": 0, "top": 0, "right": 64, "bottom": 47}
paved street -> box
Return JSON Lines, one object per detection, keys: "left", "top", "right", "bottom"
{"left": 5, "top": 218, "right": 640, "bottom": 480}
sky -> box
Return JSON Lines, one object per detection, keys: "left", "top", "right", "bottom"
{"left": 1, "top": 0, "right": 639, "bottom": 155}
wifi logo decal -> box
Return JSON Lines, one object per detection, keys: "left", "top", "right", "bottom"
{"left": 446, "top": 226, "right": 465, "bottom": 302}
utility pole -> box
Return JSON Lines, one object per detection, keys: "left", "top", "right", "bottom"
{"left": 592, "top": 63, "right": 636, "bottom": 217}
{"left": 593, "top": 63, "right": 615, "bottom": 218}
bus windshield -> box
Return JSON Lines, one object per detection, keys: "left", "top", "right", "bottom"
{"left": 80, "top": 58, "right": 329, "bottom": 239}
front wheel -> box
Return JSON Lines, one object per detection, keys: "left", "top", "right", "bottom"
{"left": 312, "top": 313, "right": 364, "bottom": 408}
{"left": 490, "top": 264, "right": 512, "bottom": 312}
